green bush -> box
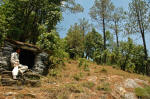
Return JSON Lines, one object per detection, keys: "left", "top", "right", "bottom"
{"left": 100, "top": 68, "right": 107, "bottom": 73}
{"left": 84, "top": 62, "right": 90, "bottom": 71}
{"left": 97, "top": 83, "right": 111, "bottom": 93}
{"left": 65, "top": 84, "right": 83, "bottom": 93}
{"left": 135, "top": 86, "right": 150, "bottom": 98}
{"left": 49, "top": 69, "right": 61, "bottom": 77}
{"left": 78, "top": 58, "right": 86, "bottom": 67}
{"left": 82, "top": 81, "right": 95, "bottom": 89}
{"left": 73, "top": 73, "right": 83, "bottom": 81}
{"left": 126, "top": 61, "right": 135, "bottom": 73}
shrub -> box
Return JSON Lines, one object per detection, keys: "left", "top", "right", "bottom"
{"left": 84, "top": 62, "right": 90, "bottom": 71}
{"left": 73, "top": 73, "right": 83, "bottom": 81}
{"left": 126, "top": 61, "right": 135, "bottom": 73}
{"left": 49, "top": 69, "right": 61, "bottom": 77}
{"left": 135, "top": 86, "right": 150, "bottom": 98}
{"left": 97, "top": 83, "right": 111, "bottom": 93}
{"left": 78, "top": 58, "right": 86, "bottom": 67}
{"left": 65, "top": 84, "right": 83, "bottom": 93}
{"left": 100, "top": 68, "right": 107, "bottom": 73}
{"left": 82, "top": 81, "right": 95, "bottom": 89}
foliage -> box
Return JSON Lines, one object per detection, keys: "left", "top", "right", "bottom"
{"left": 62, "top": 0, "right": 84, "bottom": 13}
{"left": 135, "top": 85, "right": 150, "bottom": 98}
{"left": 78, "top": 58, "right": 86, "bottom": 67}
{"left": 85, "top": 28, "right": 103, "bottom": 60}
{"left": 66, "top": 23, "right": 84, "bottom": 59}
{"left": 0, "top": 0, "right": 62, "bottom": 43}
{"left": 89, "top": 0, "right": 114, "bottom": 58}
{"left": 110, "top": 7, "right": 125, "bottom": 47}
{"left": 116, "top": 38, "right": 146, "bottom": 74}
{"left": 37, "top": 30, "right": 69, "bottom": 67}
{"left": 0, "top": 0, "right": 84, "bottom": 44}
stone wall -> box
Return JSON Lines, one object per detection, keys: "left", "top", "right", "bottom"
{"left": 33, "top": 52, "right": 49, "bottom": 75}
{"left": 0, "top": 41, "right": 14, "bottom": 72}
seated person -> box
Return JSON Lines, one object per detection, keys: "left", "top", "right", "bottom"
{"left": 11, "top": 48, "right": 28, "bottom": 79}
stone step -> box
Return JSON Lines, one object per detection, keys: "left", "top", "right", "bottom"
{"left": 1, "top": 74, "right": 12, "bottom": 79}
{"left": 0, "top": 71, "right": 41, "bottom": 87}
{"left": 1, "top": 78, "right": 17, "bottom": 86}
{"left": 1, "top": 71, "right": 12, "bottom": 77}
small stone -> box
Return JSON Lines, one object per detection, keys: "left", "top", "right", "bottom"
{"left": 116, "top": 86, "right": 126, "bottom": 96}
{"left": 24, "top": 93, "right": 36, "bottom": 98}
{"left": 4, "top": 92, "right": 17, "bottom": 96}
{"left": 87, "top": 76, "right": 97, "bottom": 82}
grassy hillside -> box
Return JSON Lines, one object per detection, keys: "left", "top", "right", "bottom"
{"left": 0, "top": 60, "right": 150, "bottom": 99}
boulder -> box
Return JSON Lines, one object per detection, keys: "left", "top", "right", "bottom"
{"left": 124, "top": 79, "right": 141, "bottom": 89}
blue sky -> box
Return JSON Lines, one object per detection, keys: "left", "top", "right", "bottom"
{"left": 57, "top": 0, "right": 150, "bottom": 55}
{"left": 58, "top": 0, "right": 130, "bottom": 38}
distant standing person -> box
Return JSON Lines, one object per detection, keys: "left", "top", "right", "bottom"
{"left": 11, "top": 48, "right": 28, "bottom": 79}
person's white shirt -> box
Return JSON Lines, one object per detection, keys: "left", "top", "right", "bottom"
{"left": 11, "top": 52, "right": 28, "bottom": 79}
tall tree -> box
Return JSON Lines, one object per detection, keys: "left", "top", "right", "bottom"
{"left": 85, "top": 28, "right": 103, "bottom": 59}
{"left": 110, "top": 7, "right": 125, "bottom": 48}
{"left": 0, "top": 0, "right": 83, "bottom": 44}
{"left": 78, "top": 18, "right": 91, "bottom": 57}
{"left": 0, "top": 0, "right": 62, "bottom": 43}
{"left": 128, "top": 0, "right": 149, "bottom": 75}
{"left": 89, "top": 0, "right": 114, "bottom": 62}
{"left": 79, "top": 18, "right": 91, "bottom": 38}
{"left": 66, "top": 23, "right": 84, "bottom": 59}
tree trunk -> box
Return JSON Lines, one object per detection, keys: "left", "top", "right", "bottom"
{"left": 136, "top": 8, "right": 149, "bottom": 75}
{"left": 141, "top": 32, "right": 149, "bottom": 75}
{"left": 115, "top": 21, "right": 119, "bottom": 47}
{"left": 102, "top": 17, "right": 106, "bottom": 63}
{"left": 141, "top": 33, "right": 148, "bottom": 59}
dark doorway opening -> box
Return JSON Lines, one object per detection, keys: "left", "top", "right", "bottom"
{"left": 19, "top": 49, "right": 35, "bottom": 69}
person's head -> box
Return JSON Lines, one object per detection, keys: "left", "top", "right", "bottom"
{"left": 16, "top": 48, "right": 21, "bottom": 54}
